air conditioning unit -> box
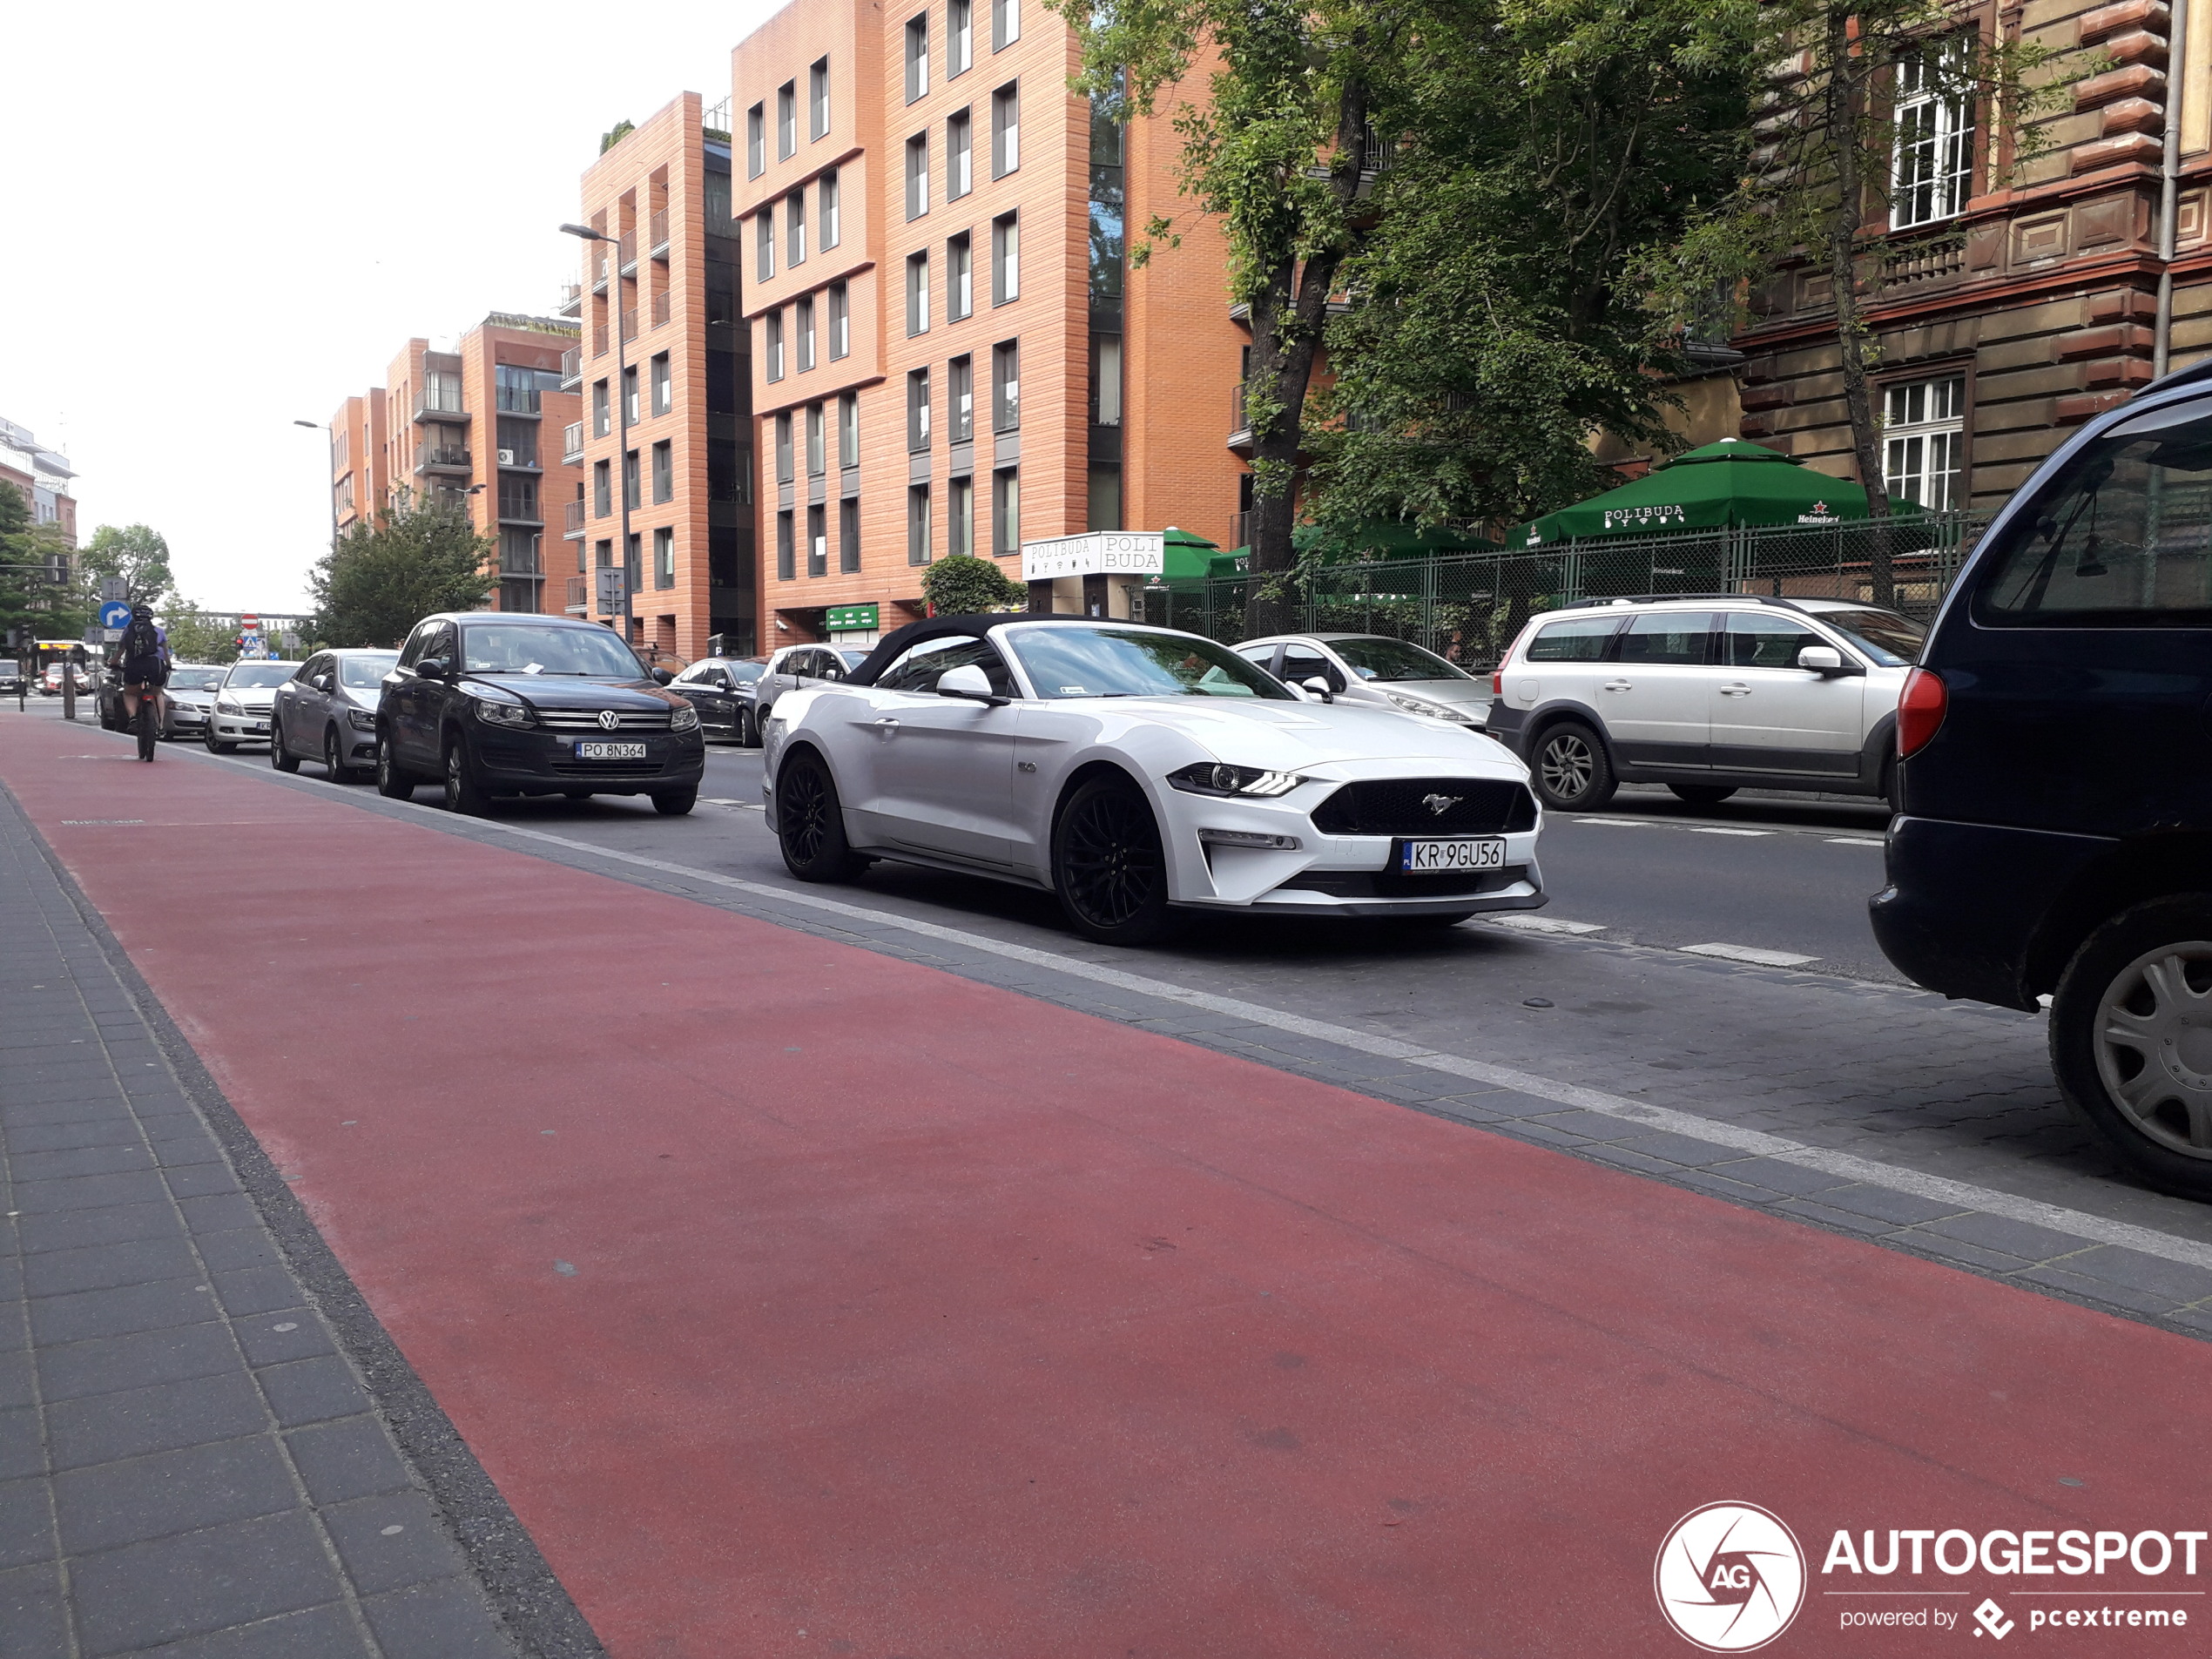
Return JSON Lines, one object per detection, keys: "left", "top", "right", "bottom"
{"left": 497, "top": 448, "right": 516, "bottom": 466}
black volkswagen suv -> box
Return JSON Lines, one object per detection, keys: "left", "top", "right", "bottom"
{"left": 1872, "top": 360, "right": 2212, "bottom": 1199}
{"left": 374, "top": 612, "right": 705, "bottom": 815}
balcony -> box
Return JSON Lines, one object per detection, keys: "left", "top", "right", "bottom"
{"left": 563, "top": 498, "right": 587, "bottom": 539}
{"left": 496, "top": 492, "right": 542, "bottom": 525}
{"left": 652, "top": 290, "right": 671, "bottom": 328}
{"left": 622, "top": 307, "right": 638, "bottom": 343}
{"left": 592, "top": 251, "right": 610, "bottom": 293}
{"left": 651, "top": 209, "right": 670, "bottom": 258}
{"left": 413, "top": 388, "right": 467, "bottom": 423}
{"left": 565, "top": 575, "right": 590, "bottom": 615}
{"left": 558, "top": 281, "right": 583, "bottom": 318}
{"left": 414, "top": 442, "right": 471, "bottom": 475}
{"left": 496, "top": 444, "right": 540, "bottom": 471}
{"left": 704, "top": 97, "right": 732, "bottom": 140}
{"left": 496, "top": 387, "right": 542, "bottom": 415}
{"left": 562, "top": 422, "right": 584, "bottom": 464}
{"left": 618, "top": 231, "right": 637, "bottom": 273}
{"left": 559, "top": 347, "right": 582, "bottom": 391}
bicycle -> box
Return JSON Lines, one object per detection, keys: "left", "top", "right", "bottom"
{"left": 119, "top": 683, "right": 163, "bottom": 762}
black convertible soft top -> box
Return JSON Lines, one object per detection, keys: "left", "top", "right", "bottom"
{"left": 844, "top": 613, "right": 1121, "bottom": 686}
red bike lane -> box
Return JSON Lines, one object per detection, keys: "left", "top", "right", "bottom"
{"left": 7, "top": 717, "right": 2209, "bottom": 1658}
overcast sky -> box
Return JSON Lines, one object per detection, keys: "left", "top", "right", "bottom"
{"left": 3, "top": 0, "right": 778, "bottom": 612}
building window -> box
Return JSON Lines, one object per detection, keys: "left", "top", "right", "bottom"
{"left": 949, "top": 475, "right": 974, "bottom": 556}
{"left": 840, "top": 497, "right": 861, "bottom": 572}
{"left": 649, "top": 440, "right": 671, "bottom": 503}
{"left": 949, "top": 354, "right": 974, "bottom": 442}
{"left": 1882, "top": 374, "right": 1966, "bottom": 509}
{"left": 1088, "top": 464, "right": 1121, "bottom": 532}
{"left": 497, "top": 416, "right": 536, "bottom": 467}
{"left": 948, "top": 233, "right": 973, "bottom": 320}
{"left": 623, "top": 365, "right": 638, "bottom": 427}
{"left": 786, "top": 189, "right": 807, "bottom": 265}
{"left": 992, "top": 212, "right": 1019, "bottom": 305}
{"left": 950, "top": 0, "right": 973, "bottom": 75}
{"left": 992, "top": 0, "right": 1018, "bottom": 51}
{"left": 806, "top": 402, "right": 826, "bottom": 475}
{"left": 948, "top": 109, "right": 973, "bottom": 199}
{"left": 829, "top": 282, "right": 850, "bottom": 359}
{"left": 992, "top": 84, "right": 1020, "bottom": 177}
{"left": 907, "top": 252, "right": 931, "bottom": 335}
{"left": 775, "top": 412, "right": 794, "bottom": 482}
{"left": 1892, "top": 41, "right": 1975, "bottom": 230}
{"left": 798, "top": 295, "right": 816, "bottom": 372}
{"left": 593, "top": 459, "right": 610, "bottom": 517}
{"left": 778, "top": 81, "right": 797, "bottom": 158}
{"left": 906, "top": 133, "right": 930, "bottom": 219}
{"left": 809, "top": 57, "right": 831, "bottom": 139}
{"left": 906, "top": 14, "right": 930, "bottom": 102}
{"left": 992, "top": 340, "right": 1020, "bottom": 430}
{"left": 655, "top": 527, "right": 676, "bottom": 587}
{"left": 623, "top": 449, "right": 639, "bottom": 509}
{"left": 1092, "top": 334, "right": 1122, "bottom": 426}
{"left": 755, "top": 211, "right": 774, "bottom": 281}
{"left": 651, "top": 353, "right": 671, "bottom": 416}
{"left": 908, "top": 368, "right": 932, "bottom": 451}
{"left": 747, "top": 103, "right": 765, "bottom": 177}
{"left": 777, "top": 509, "right": 796, "bottom": 579}
{"left": 909, "top": 484, "right": 933, "bottom": 564}
{"left": 993, "top": 467, "right": 1019, "bottom": 556}
{"left": 840, "top": 393, "right": 860, "bottom": 467}
{"left": 765, "top": 310, "right": 786, "bottom": 380}
{"left": 498, "top": 474, "right": 539, "bottom": 523}
{"left": 592, "top": 380, "right": 610, "bottom": 439}
{"left": 806, "top": 503, "right": 828, "bottom": 577}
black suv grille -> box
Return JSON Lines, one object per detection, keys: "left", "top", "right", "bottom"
{"left": 1309, "top": 779, "right": 1536, "bottom": 837}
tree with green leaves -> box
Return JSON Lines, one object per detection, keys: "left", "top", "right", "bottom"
{"left": 921, "top": 553, "right": 1027, "bottom": 615}
{"left": 159, "top": 602, "right": 244, "bottom": 666}
{"left": 309, "top": 492, "right": 494, "bottom": 648}
{"left": 0, "top": 482, "right": 84, "bottom": 644}
{"left": 79, "top": 523, "right": 176, "bottom": 607}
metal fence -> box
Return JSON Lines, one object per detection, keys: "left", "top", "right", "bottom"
{"left": 1142, "top": 511, "right": 1991, "bottom": 671}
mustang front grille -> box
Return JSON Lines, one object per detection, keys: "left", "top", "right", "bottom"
{"left": 1308, "top": 779, "right": 1536, "bottom": 837}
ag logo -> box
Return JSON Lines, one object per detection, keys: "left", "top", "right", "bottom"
{"left": 1655, "top": 1502, "right": 1806, "bottom": 1652}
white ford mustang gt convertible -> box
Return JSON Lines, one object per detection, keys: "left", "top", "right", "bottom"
{"left": 761, "top": 615, "right": 1548, "bottom": 945}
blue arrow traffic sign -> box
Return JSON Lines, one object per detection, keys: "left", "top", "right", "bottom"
{"left": 98, "top": 601, "right": 132, "bottom": 630}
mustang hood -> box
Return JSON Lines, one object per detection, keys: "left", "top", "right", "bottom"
{"left": 1111, "top": 698, "right": 1520, "bottom": 772}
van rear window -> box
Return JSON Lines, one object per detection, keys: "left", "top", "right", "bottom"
{"left": 1976, "top": 401, "right": 2212, "bottom": 625}
{"left": 1524, "top": 617, "right": 1620, "bottom": 661}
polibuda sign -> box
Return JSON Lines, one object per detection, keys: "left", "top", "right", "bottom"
{"left": 1021, "top": 531, "right": 1165, "bottom": 583}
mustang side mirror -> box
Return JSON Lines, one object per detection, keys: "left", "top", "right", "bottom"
{"left": 1796, "top": 645, "right": 1860, "bottom": 678}
{"left": 937, "top": 664, "right": 1008, "bottom": 705}
{"left": 1301, "top": 676, "right": 1335, "bottom": 704}
{"left": 651, "top": 667, "right": 675, "bottom": 685}
{"left": 415, "top": 658, "right": 450, "bottom": 681}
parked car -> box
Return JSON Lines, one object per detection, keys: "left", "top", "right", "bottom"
{"left": 1871, "top": 361, "right": 2212, "bottom": 1200}
{"left": 763, "top": 615, "right": 1542, "bottom": 946}
{"left": 1481, "top": 595, "right": 1924, "bottom": 813}
{"left": 753, "top": 643, "right": 873, "bottom": 727}
{"left": 374, "top": 611, "right": 705, "bottom": 816}
{"left": 269, "top": 650, "right": 401, "bottom": 780}
{"left": 0, "top": 670, "right": 26, "bottom": 697}
{"left": 1233, "top": 633, "right": 1491, "bottom": 728}
{"left": 39, "top": 664, "right": 85, "bottom": 696}
{"left": 203, "top": 660, "right": 303, "bottom": 752}
{"left": 98, "top": 664, "right": 219, "bottom": 738}
{"left": 667, "top": 656, "right": 769, "bottom": 745}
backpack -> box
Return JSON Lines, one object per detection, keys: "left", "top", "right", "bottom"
{"left": 119, "top": 620, "right": 166, "bottom": 684}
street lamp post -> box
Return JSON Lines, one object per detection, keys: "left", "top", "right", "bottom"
{"left": 293, "top": 420, "right": 339, "bottom": 553}
{"left": 559, "top": 223, "right": 632, "bottom": 644}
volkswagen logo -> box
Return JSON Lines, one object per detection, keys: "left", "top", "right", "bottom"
{"left": 597, "top": 709, "right": 620, "bottom": 731}
{"left": 1421, "top": 792, "right": 1460, "bottom": 816}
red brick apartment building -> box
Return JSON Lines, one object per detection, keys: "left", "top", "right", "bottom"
{"left": 0, "top": 417, "right": 78, "bottom": 548}
{"left": 1734, "top": 0, "right": 2212, "bottom": 509}
{"left": 732, "top": 0, "right": 1248, "bottom": 644}
{"left": 562, "top": 92, "right": 756, "bottom": 660}
{"left": 329, "top": 314, "right": 585, "bottom": 616}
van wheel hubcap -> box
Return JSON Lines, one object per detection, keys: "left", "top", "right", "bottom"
{"left": 2094, "top": 941, "right": 2212, "bottom": 1159}
{"left": 1540, "top": 735, "right": 1592, "bottom": 800}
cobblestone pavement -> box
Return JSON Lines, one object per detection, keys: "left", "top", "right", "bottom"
{"left": 0, "top": 781, "right": 594, "bottom": 1657}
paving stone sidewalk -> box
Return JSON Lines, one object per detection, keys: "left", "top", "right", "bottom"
{"left": 0, "top": 785, "right": 590, "bottom": 1657}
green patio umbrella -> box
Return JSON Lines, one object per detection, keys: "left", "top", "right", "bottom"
{"left": 1506, "top": 439, "right": 1917, "bottom": 548}
{"left": 1157, "top": 527, "right": 1224, "bottom": 580}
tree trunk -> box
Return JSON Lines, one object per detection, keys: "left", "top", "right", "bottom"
{"left": 1822, "top": 4, "right": 1896, "bottom": 608}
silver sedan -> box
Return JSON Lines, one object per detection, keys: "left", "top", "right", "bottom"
{"left": 1234, "top": 633, "right": 1492, "bottom": 728}
{"left": 271, "top": 650, "right": 401, "bottom": 779}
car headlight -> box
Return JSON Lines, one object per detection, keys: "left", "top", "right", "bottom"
{"left": 473, "top": 699, "right": 534, "bottom": 727}
{"left": 217, "top": 697, "right": 242, "bottom": 713}
{"left": 669, "top": 704, "right": 700, "bottom": 732}
{"left": 1383, "top": 691, "right": 1459, "bottom": 719}
{"left": 347, "top": 710, "right": 378, "bottom": 731}
{"left": 1166, "top": 762, "right": 1306, "bottom": 798}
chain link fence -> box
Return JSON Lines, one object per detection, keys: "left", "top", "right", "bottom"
{"left": 1142, "top": 511, "right": 1991, "bottom": 671}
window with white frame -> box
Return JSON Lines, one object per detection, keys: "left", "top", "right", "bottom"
{"left": 778, "top": 81, "right": 797, "bottom": 158}
{"left": 907, "top": 252, "right": 931, "bottom": 335}
{"left": 992, "top": 0, "right": 1018, "bottom": 51}
{"left": 992, "top": 83, "right": 1019, "bottom": 177}
{"left": 746, "top": 104, "right": 765, "bottom": 177}
{"left": 948, "top": 232, "right": 973, "bottom": 320}
{"left": 1881, "top": 374, "right": 1966, "bottom": 509}
{"left": 992, "top": 212, "right": 1019, "bottom": 305}
{"left": 755, "top": 211, "right": 773, "bottom": 281}
{"left": 839, "top": 392, "right": 859, "bottom": 466}
{"left": 765, "top": 309, "right": 785, "bottom": 381}
{"left": 809, "top": 57, "right": 831, "bottom": 139}
{"left": 948, "top": 109, "right": 973, "bottom": 199}
{"left": 786, "top": 189, "right": 806, "bottom": 265}
{"left": 828, "top": 281, "right": 850, "bottom": 359}
{"left": 1891, "top": 42, "right": 1975, "bottom": 230}
{"left": 797, "top": 295, "right": 816, "bottom": 372}
{"left": 906, "top": 133, "right": 930, "bottom": 219}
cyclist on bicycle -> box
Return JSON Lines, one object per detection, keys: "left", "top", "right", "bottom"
{"left": 111, "top": 604, "right": 171, "bottom": 761}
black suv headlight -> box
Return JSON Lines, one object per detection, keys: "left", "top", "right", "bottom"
{"left": 472, "top": 699, "right": 535, "bottom": 728}
{"left": 1166, "top": 762, "right": 1306, "bottom": 798}
{"left": 669, "top": 704, "right": 701, "bottom": 733}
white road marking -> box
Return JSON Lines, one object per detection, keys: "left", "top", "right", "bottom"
{"left": 1572, "top": 818, "right": 1650, "bottom": 827}
{"left": 1827, "top": 836, "right": 1885, "bottom": 846}
{"left": 1483, "top": 915, "right": 1606, "bottom": 936}
{"left": 1681, "top": 942, "right": 1820, "bottom": 968}
{"left": 185, "top": 743, "right": 2212, "bottom": 1276}
{"left": 1687, "top": 826, "right": 1772, "bottom": 838}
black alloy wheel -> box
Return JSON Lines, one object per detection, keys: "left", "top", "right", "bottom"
{"left": 652, "top": 786, "right": 698, "bottom": 816}
{"left": 442, "top": 738, "right": 492, "bottom": 817}
{"left": 325, "top": 727, "right": 356, "bottom": 783}
{"left": 271, "top": 718, "right": 300, "bottom": 772}
{"left": 205, "top": 727, "right": 235, "bottom": 755}
{"left": 374, "top": 735, "right": 415, "bottom": 799}
{"left": 1668, "top": 784, "right": 1737, "bottom": 806}
{"left": 1052, "top": 775, "right": 1181, "bottom": 947}
{"left": 777, "top": 750, "right": 867, "bottom": 881}
{"left": 1531, "top": 721, "right": 1615, "bottom": 813}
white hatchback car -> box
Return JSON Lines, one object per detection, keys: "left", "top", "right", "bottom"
{"left": 762, "top": 617, "right": 1545, "bottom": 945}
{"left": 1231, "top": 633, "right": 1492, "bottom": 728}
{"left": 1483, "top": 597, "right": 1924, "bottom": 812}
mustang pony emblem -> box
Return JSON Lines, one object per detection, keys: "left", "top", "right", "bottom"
{"left": 1421, "top": 792, "right": 1460, "bottom": 816}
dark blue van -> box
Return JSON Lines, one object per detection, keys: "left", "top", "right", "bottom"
{"left": 1871, "top": 361, "right": 2212, "bottom": 1199}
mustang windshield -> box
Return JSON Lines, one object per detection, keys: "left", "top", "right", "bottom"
{"left": 460, "top": 624, "right": 645, "bottom": 678}
{"left": 1008, "top": 628, "right": 1296, "bottom": 700}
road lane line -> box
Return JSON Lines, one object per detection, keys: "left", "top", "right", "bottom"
{"left": 1827, "top": 836, "right": 1885, "bottom": 846}
{"left": 1681, "top": 943, "right": 1821, "bottom": 968}
{"left": 184, "top": 744, "right": 2212, "bottom": 1276}
{"left": 1570, "top": 818, "right": 1650, "bottom": 827}
{"left": 1686, "top": 826, "right": 1772, "bottom": 838}
{"left": 1482, "top": 916, "right": 1606, "bottom": 936}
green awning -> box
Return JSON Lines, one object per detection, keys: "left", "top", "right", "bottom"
{"left": 1505, "top": 439, "right": 1920, "bottom": 547}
